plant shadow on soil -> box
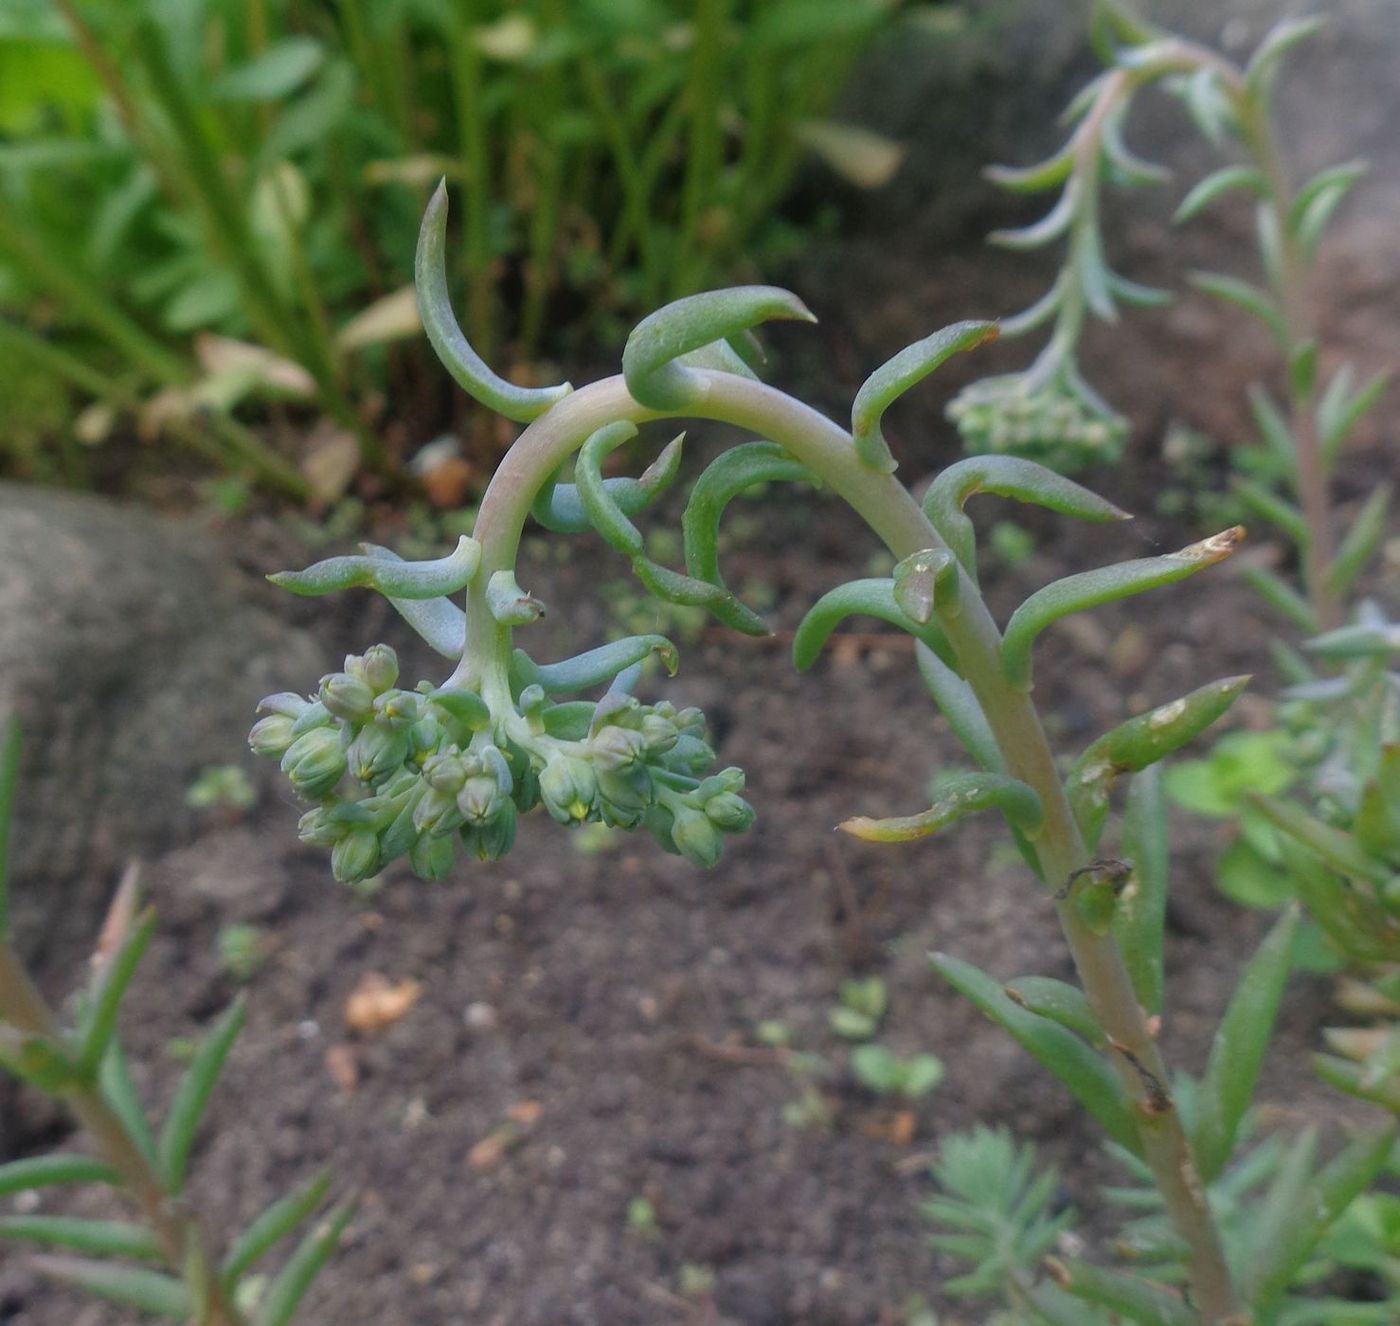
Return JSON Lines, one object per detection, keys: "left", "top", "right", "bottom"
{"left": 3, "top": 227, "right": 1395, "bottom": 1322}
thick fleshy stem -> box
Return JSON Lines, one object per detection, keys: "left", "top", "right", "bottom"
{"left": 464, "top": 370, "right": 1243, "bottom": 1321}
{"left": 0, "top": 941, "right": 245, "bottom": 1326}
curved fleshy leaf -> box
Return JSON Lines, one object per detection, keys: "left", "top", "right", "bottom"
{"left": 682, "top": 441, "right": 812, "bottom": 635}
{"left": 924, "top": 455, "right": 1129, "bottom": 576}
{"left": 1005, "top": 976, "right": 1106, "bottom": 1048}
{"left": 931, "top": 952, "right": 1140, "bottom": 1154}
{"left": 984, "top": 146, "right": 1075, "bottom": 194}
{"left": 0, "top": 1215, "right": 162, "bottom": 1261}
{"left": 793, "top": 579, "right": 958, "bottom": 672}
{"left": 158, "top": 997, "right": 247, "bottom": 1191}
{"left": 989, "top": 182, "right": 1080, "bottom": 251}
{"left": 1192, "top": 906, "right": 1298, "bottom": 1182}
{"left": 269, "top": 536, "right": 481, "bottom": 600}
{"left": 252, "top": 1201, "right": 355, "bottom": 1326}
{"left": 221, "top": 1170, "right": 333, "bottom": 1288}
{"left": 0, "top": 1155, "right": 118, "bottom": 1198}
{"left": 531, "top": 436, "right": 684, "bottom": 533}
{"left": 416, "top": 182, "right": 570, "bottom": 421}
{"left": 1001, "top": 528, "right": 1243, "bottom": 688}
{"left": 30, "top": 1257, "right": 190, "bottom": 1320}
{"left": 1173, "top": 164, "right": 1269, "bottom": 223}
{"left": 574, "top": 421, "right": 647, "bottom": 556}
{"left": 519, "top": 636, "right": 679, "bottom": 695}
{"left": 631, "top": 556, "right": 729, "bottom": 607}
{"left": 1245, "top": 16, "right": 1323, "bottom": 102}
{"left": 1101, "top": 105, "right": 1170, "bottom": 187}
{"left": 914, "top": 643, "right": 1002, "bottom": 774}
{"left": 622, "top": 285, "right": 814, "bottom": 410}
{"left": 838, "top": 771, "right": 1042, "bottom": 843}
{"left": 1117, "top": 766, "right": 1168, "bottom": 1017}
{"left": 1190, "top": 271, "right": 1287, "bottom": 345}
{"left": 1066, "top": 675, "right": 1250, "bottom": 847}
{"left": 1045, "top": 1257, "right": 1194, "bottom": 1326}
{"left": 357, "top": 545, "right": 466, "bottom": 659}
{"left": 851, "top": 321, "right": 998, "bottom": 471}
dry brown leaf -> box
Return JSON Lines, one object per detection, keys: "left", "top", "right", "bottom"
{"left": 345, "top": 973, "right": 423, "bottom": 1034}
{"left": 301, "top": 422, "right": 362, "bottom": 503}
{"left": 506, "top": 1099, "right": 542, "bottom": 1126}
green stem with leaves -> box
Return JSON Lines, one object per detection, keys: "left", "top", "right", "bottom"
{"left": 459, "top": 369, "right": 1243, "bottom": 1321}
{"left": 0, "top": 941, "right": 245, "bottom": 1326}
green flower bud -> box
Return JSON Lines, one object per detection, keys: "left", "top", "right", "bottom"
{"left": 640, "top": 712, "right": 679, "bottom": 754}
{"left": 590, "top": 725, "right": 647, "bottom": 773}
{"left": 413, "top": 785, "right": 465, "bottom": 837}
{"left": 422, "top": 751, "right": 469, "bottom": 793}
{"left": 674, "top": 707, "right": 706, "bottom": 736}
{"left": 458, "top": 774, "right": 506, "bottom": 824}
{"left": 347, "top": 724, "right": 410, "bottom": 787}
{"left": 289, "top": 700, "right": 334, "bottom": 737}
{"left": 409, "top": 832, "right": 456, "bottom": 881}
{"left": 670, "top": 807, "right": 724, "bottom": 868}
{"left": 331, "top": 828, "right": 380, "bottom": 884}
{"left": 297, "top": 805, "right": 344, "bottom": 847}
{"left": 461, "top": 800, "right": 517, "bottom": 861}
{"left": 319, "top": 671, "right": 376, "bottom": 723}
{"left": 596, "top": 767, "right": 652, "bottom": 828}
{"left": 372, "top": 689, "right": 419, "bottom": 730}
{"left": 409, "top": 717, "right": 445, "bottom": 763}
{"left": 361, "top": 643, "right": 400, "bottom": 694}
{"left": 664, "top": 733, "right": 716, "bottom": 777}
{"left": 281, "top": 728, "right": 347, "bottom": 799}
{"left": 249, "top": 713, "right": 297, "bottom": 759}
{"left": 704, "top": 791, "right": 756, "bottom": 833}
{"left": 539, "top": 756, "right": 598, "bottom": 824}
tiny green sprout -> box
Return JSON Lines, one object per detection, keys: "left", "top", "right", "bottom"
{"left": 217, "top": 924, "right": 271, "bottom": 984}
{"left": 186, "top": 765, "right": 256, "bottom": 813}
{"left": 828, "top": 977, "right": 887, "bottom": 1040}
{"left": 850, "top": 1044, "right": 945, "bottom": 1100}
{"left": 755, "top": 1019, "right": 792, "bottom": 1048}
{"left": 677, "top": 1263, "right": 716, "bottom": 1300}
{"left": 625, "top": 1196, "right": 660, "bottom": 1242}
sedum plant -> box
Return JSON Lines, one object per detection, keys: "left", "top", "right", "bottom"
{"left": 0, "top": 721, "right": 348, "bottom": 1324}
{"left": 245, "top": 176, "right": 1400, "bottom": 1322}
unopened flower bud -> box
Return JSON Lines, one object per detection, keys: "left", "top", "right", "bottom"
{"left": 539, "top": 756, "right": 598, "bottom": 824}
{"left": 413, "top": 785, "right": 465, "bottom": 837}
{"left": 423, "top": 751, "right": 469, "bottom": 793}
{"left": 409, "top": 832, "right": 456, "bottom": 881}
{"left": 361, "top": 643, "right": 400, "bottom": 694}
{"left": 347, "top": 724, "right": 410, "bottom": 787}
{"left": 457, "top": 774, "right": 505, "bottom": 824}
{"left": 670, "top": 807, "right": 723, "bottom": 869}
{"left": 704, "top": 791, "right": 756, "bottom": 833}
{"left": 319, "top": 672, "right": 375, "bottom": 723}
{"left": 372, "top": 689, "right": 419, "bottom": 729}
{"left": 281, "top": 728, "right": 347, "bottom": 799}
{"left": 596, "top": 767, "right": 652, "bottom": 827}
{"left": 640, "top": 712, "right": 679, "bottom": 754}
{"left": 590, "top": 725, "right": 647, "bottom": 773}
{"left": 297, "top": 805, "right": 344, "bottom": 847}
{"left": 331, "top": 827, "right": 380, "bottom": 884}
{"left": 409, "top": 717, "right": 445, "bottom": 762}
{"left": 249, "top": 713, "right": 296, "bottom": 759}
{"left": 674, "top": 707, "right": 706, "bottom": 736}
{"left": 461, "top": 800, "right": 517, "bottom": 861}
{"left": 665, "top": 733, "right": 716, "bottom": 776}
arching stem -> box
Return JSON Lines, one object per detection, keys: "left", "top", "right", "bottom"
{"left": 463, "top": 372, "right": 1243, "bottom": 1321}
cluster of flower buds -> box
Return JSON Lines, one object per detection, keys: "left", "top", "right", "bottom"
{"left": 249, "top": 644, "right": 755, "bottom": 884}
{"left": 946, "top": 371, "right": 1128, "bottom": 472}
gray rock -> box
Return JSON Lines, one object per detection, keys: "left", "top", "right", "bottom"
{"left": 0, "top": 483, "right": 323, "bottom": 963}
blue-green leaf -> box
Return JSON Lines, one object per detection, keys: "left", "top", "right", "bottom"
{"left": 1001, "top": 528, "right": 1242, "bottom": 688}
{"left": 532, "top": 436, "right": 684, "bottom": 534}
{"left": 520, "top": 637, "right": 678, "bottom": 694}
{"left": 0, "top": 1215, "right": 162, "bottom": 1261}
{"left": 573, "top": 421, "right": 647, "bottom": 556}
{"left": 1117, "top": 766, "right": 1168, "bottom": 1016}
{"left": 839, "top": 771, "right": 1042, "bottom": 843}
{"left": 1174, "top": 165, "right": 1268, "bottom": 223}
{"left": 793, "top": 579, "right": 958, "bottom": 673}
{"left": 253, "top": 1201, "right": 355, "bottom": 1326}
{"left": 268, "top": 535, "right": 480, "bottom": 600}
{"left": 1326, "top": 484, "right": 1390, "bottom": 595}
{"left": 851, "top": 321, "right": 998, "bottom": 471}
{"left": 158, "top": 997, "right": 247, "bottom": 1191}
{"left": 77, "top": 910, "right": 157, "bottom": 1079}
{"left": 1189, "top": 271, "right": 1287, "bottom": 345}
{"left": 931, "top": 953, "right": 1140, "bottom": 1153}
{"left": 221, "top": 1169, "right": 333, "bottom": 1288}
{"left": 0, "top": 1154, "right": 118, "bottom": 1198}
{"left": 30, "top": 1257, "right": 190, "bottom": 1319}
{"left": 923, "top": 455, "right": 1128, "bottom": 577}
{"left": 682, "top": 441, "right": 812, "bottom": 635}
{"left": 356, "top": 545, "right": 466, "bottom": 659}
{"left": 623, "top": 285, "right": 814, "bottom": 410}
{"left": 1192, "top": 906, "right": 1298, "bottom": 1181}
{"left": 1004, "top": 976, "right": 1105, "bottom": 1048}
{"left": 914, "top": 643, "right": 1003, "bottom": 774}
{"left": 416, "top": 182, "right": 571, "bottom": 421}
